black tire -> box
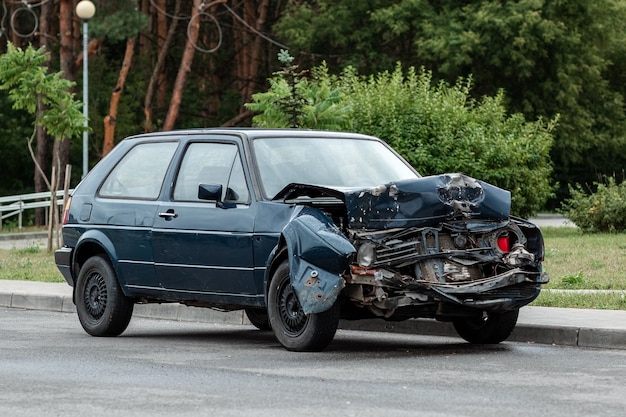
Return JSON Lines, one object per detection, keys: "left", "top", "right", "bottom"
{"left": 245, "top": 307, "right": 271, "bottom": 330}
{"left": 75, "top": 255, "right": 134, "bottom": 337}
{"left": 452, "top": 309, "right": 519, "bottom": 344}
{"left": 267, "top": 261, "right": 339, "bottom": 352}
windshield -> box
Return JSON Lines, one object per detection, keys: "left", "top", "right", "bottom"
{"left": 253, "top": 136, "right": 419, "bottom": 198}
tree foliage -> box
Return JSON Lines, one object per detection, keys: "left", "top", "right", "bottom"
{"left": 0, "top": 42, "right": 86, "bottom": 240}
{"left": 247, "top": 58, "right": 555, "bottom": 217}
{"left": 89, "top": 1, "right": 148, "bottom": 43}
{"left": 1, "top": 1, "right": 287, "bottom": 196}
{"left": 246, "top": 50, "right": 350, "bottom": 129}
{"left": 0, "top": 43, "right": 85, "bottom": 143}
{"left": 1, "top": 0, "right": 625, "bottom": 216}
{"left": 274, "top": 0, "right": 626, "bottom": 204}
{"left": 0, "top": 41, "right": 85, "bottom": 206}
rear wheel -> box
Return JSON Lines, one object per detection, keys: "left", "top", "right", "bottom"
{"left": 452, "top": 309, "right": 519, "bottom": 344}
{"left": 75, "top": 255, "right": 133, "bottom": 337}
{"left": 245, "top": 307, "right": 271, "bottom": 330}
{"left": 267, "top": 261, "right": 339, "bottom": 352}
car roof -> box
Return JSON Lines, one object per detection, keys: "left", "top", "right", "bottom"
{"left": 122, "top": 128, "right": 381, "bottom": 143}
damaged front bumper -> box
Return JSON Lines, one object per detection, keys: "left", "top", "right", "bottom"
{"left": 346, "top": 265, "right": 549, "bottom": 315}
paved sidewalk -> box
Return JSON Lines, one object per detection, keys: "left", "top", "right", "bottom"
{"left": 1, "top": 279, "right": 625, "bottom": 350}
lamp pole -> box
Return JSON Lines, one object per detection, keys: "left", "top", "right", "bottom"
{"left": 76, "top": 1, "right": 96, "bottom": 179}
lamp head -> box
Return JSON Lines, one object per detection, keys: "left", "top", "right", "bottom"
{"left": 76, "top": 1, "right": 96, "bottom": 20}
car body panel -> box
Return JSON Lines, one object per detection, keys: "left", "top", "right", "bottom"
{"left": 63, "top": 198, "right": 159, "bottom": 291}
{"left": 282, "top": 205, "right": 355, "bottom": 314}
{"left": 151, "top": 201, "right": 257, "bottom": 299}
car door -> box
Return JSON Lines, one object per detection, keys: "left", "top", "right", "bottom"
{"left": 94, "top": 140, "right": 179, "bottom": 289}
{"left": 152, "top": 139, "right": 258, "bottom": 303}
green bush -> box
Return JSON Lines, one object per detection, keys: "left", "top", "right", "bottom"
{"left": 562, "top": 177, "right": 626, "bottom": 233}
{"left": 246, "top": 56, "right": 556, "bottom": 218}
{"left": 246, "top": 51, "right": 350, "bottom": 130}
{"left": 339, "top": 66, "right": 556, "bottom": 217}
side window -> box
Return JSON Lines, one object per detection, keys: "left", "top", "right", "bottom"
{"left": 173, "top": 142, "right": 250, "bottom": 204}
{"left": 100, "top": 142, "right": 178, "bottom": 199}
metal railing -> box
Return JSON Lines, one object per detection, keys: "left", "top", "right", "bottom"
{"left": 0, "top": 190, "right": 73, "bottom": 230}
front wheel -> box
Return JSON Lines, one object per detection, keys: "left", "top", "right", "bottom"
{"left": 267, "top": 261, "right": 339, "bottom": 352}
{"left": 75, "top": 255, "right": 134, "bottom": 337}
{"left": 452, "top": 309, "right": 519, "bottom": 344}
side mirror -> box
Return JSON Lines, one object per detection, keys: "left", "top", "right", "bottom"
{"left": 198, "top": 183, "right": 222, "bottom": 202}
{"left": 198, "top": 183, "right": 236, "bottom": 209}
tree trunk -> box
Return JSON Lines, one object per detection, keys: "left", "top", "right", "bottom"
{"left": 232, "top": 5, "right": 245, "bottom": 99}
{"left": 57, "top": 0, "right": 75, "bottom": 190}
{"left": 242, "top": 0, "right": 269, "bottom": 104}
{"left": 204, "top": 1, "right": 224, "bottom": 120}
{"left": 162, "top": 0, "right": 201, "bottom": 131}
{"left": 47, "top": 165, "right": 58, "bottom": 252}
{"left": 156, "top": 0, "right": 169, "bottom": 109}
{"left": 144, "top": 0, "right": 181, "bottom": 133}
{"left": 231, "top": 0, "right": 270, "bottom": 110}
{"left": 35, "top": 0, "right": 52, "bottom": 226}
{"left": 75, "top": 39, "right": 103, "bottom": 68}
{"left": 103, "top": 36, "right": 137, "bottom": 156}
{"left": 139, "top": 0, "right": 151, "bottom": 56}
{"left": 8, "top": 3, "right": 19, "bottom": 46}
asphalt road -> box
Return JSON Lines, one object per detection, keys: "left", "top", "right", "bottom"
{"left": 2, "top": 308, "right": 625, "bottom": 417}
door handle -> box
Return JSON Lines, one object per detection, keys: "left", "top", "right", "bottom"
{"left": 158, "top": 210, "right": 178, "bottom": 219}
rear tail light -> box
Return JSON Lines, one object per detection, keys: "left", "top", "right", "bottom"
{"left": 62, "top": 197, "right": 72, "bottom": 225}
{"left": 497, "top": 235, "right": 510, "bottom": 253}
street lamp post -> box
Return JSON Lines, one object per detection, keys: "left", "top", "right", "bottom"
{"left": 76, "top": 0, "right": 95, "bottom": 179}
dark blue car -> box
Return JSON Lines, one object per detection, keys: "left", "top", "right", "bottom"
{"left": 55, "top": 129, "right": 548, "bottom": 351}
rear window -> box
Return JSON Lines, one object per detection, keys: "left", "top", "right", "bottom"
{"left": 99, "top": 142, "right": 178, "bottom": 200}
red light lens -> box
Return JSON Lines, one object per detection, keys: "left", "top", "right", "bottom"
{"left": 62, "top": 197, "right": 72, "bottom": 225}
{"left": 497, "top": 236, "right": 510, "bottom": 252}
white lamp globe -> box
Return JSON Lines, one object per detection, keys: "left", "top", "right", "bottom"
{"left": 76, "top": 1, "right": 96, "bottom": 20}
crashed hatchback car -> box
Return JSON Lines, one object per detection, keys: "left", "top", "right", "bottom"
{"left": 55, "top": 129, "right": 548, "bottom": 351}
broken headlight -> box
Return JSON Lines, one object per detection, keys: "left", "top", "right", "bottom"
{"left": 356, "top": 242, "right": 377, "bottom": 267}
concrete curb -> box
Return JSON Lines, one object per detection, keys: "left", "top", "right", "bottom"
{"left": 0, "top": 285, "right": 248, "bottom": 326}
{"left": 0, "top": 231, "right": 48, "bottom": 241}
{"left": 338, "top": 318, "right": 626, "bottom": 349}
{"left": 2, "top": 280, "right": 625, "bottom": 350}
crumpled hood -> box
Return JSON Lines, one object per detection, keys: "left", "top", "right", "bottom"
{"left": 276, "top": 173, "right": 511, "bottom": 229}
{"left": 344, "top": 173, "right": 511, "bottom": 229}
